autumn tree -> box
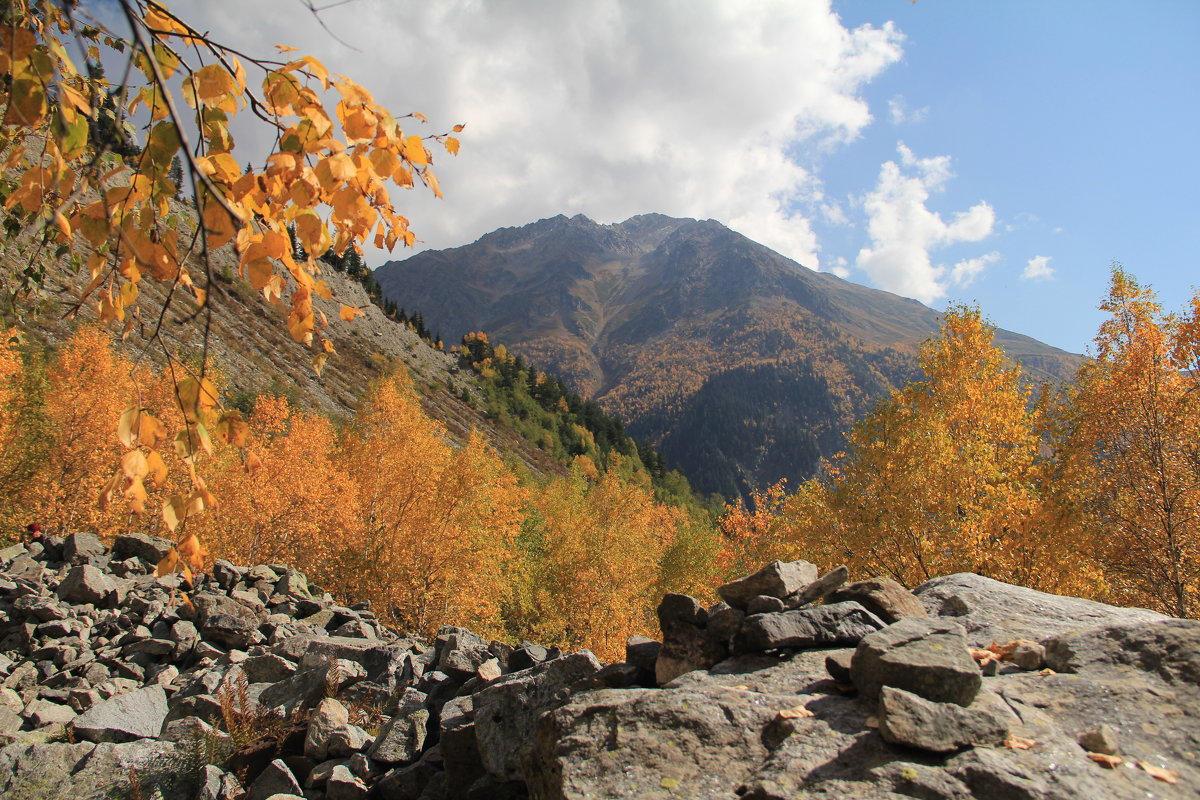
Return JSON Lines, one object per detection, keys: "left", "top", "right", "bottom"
{"left": 1062, "top": 266, "right": 1200, "bottom": 617}
{"left": 0, "top": 0, "right": 460, "bottom": 536}
{"left": 760, "top": 306, "right": 1081, "bottom": 591}
{"left": 338, "top": 372, "right": 525, "bottom": 638}
{"left": 192, "top": 395, "right": 360, "bottom": 580}
{"left": 509, "top": 462, "right": 717, "bottom": 661}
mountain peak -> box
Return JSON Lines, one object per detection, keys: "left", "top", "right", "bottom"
{"left": 375, "top": 213, "right": 1082, "bottom": 498}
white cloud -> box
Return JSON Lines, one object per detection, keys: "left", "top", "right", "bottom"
{"left": 855, "top": 143, "right": 996, "bottom": 303}
{"left": 821, "top": 202, "right": 850, "bottom": 226}
{"left": 1022, "top": 255, "right": 1054, "bottom": 281}
{"left": 178, "top": 0, "right": 904, "bottom": 270}
{"left": 950, "top": 251, "right": 999, "bottom": 288}
{"left": 887, "top": 95, "right": 928, "bottom": 125}
{"left": 829, "top": 256, "right": 851, "bottom": 279}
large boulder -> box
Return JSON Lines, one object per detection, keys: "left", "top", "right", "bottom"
{"left": 717, "top": 560, "right": 818, "bottom": 610}
{"left": 914, "top": 573, "right": 1166, "bottom": 647}
{"left": 733, "top": 601, "right": 885, "bottom": 653}
{"left": 527, "top": 686, "right": 805, "bottom": 799}
{"left": 72, "top": 685, "right": 168, "bottom": 743}
{"left": 192, "top": 592, "right": 263, "bottom": 649}
{"left": 828, "top": 577, "right": 928, "bottom": 623}
{"left": 850, "top": 617, "right": 982, "bottom": 706}
{"left": 878, "top": 686, "right": 1016, "bottom": 752}
{"left": 0, "top": 740, "right": 184, "bottom": 800}
{"left": 472, "top": 650, "right": 602, "bottom": 782}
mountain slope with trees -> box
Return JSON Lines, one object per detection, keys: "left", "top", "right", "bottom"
{"left": 376, "top": 213, "right": 1082, "bottom": 497}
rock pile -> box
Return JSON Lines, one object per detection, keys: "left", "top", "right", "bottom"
{"left": 0, "top": 539, "right": 1197, "bottom": 799}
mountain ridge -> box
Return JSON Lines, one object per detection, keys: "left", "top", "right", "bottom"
{"left": 376, "top": 214, "right": 1083, "bottom": 498}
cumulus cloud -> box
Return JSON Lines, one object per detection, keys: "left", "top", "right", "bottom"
{"left": 1022, "top": 255, "right": 1054, "bottom": 281}
{"left": 829, "top": 256, "right": 851, "bottom": 279}
{"left": 951, "top": 252, "right": 1000, "bottom": 288}
{"left": 887, "top": 95, "right": 928, "bottom": 125}
{"left": 176, "top": 0, "right": 904, "bottom": 269}
{"left": 855, "top": 143, "right": 996, "bottom": 303}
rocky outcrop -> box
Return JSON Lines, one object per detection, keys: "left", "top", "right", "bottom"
{"left": 1, "top": 542, "right": 1196, "bottom": 800}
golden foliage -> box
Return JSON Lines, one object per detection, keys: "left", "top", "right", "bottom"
{"left": 726, "top": 306, "right": 1101, "bottom": 596}
{"left": 0, "top": 0, "right": 462, "bottom": 538}
{"left": 1061, "top": 266, "right": 1200, "bottom": 616}
{"left": 508, "top": 465, "right": 716, "bottom": 661}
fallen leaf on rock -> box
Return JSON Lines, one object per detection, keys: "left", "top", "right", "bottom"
{"left": 971, "top": 648, "right": 999, "bottom": 667}
{"left": 729, "top": 684, "right": 751, "bottom": 691}
{"left": 865, "top": 716, "right": 879, "bottom": 729}
{"left": 660, "top": 777, "right": 680, "bottom": 789}
{"left": 777, "top": 705, "right": 815, "bottom": 720}
{"left": 1136, "top": 761, "right": 1179, "bottom": 784}
{"left": 1038, "top": 668, "right": 1057, "bottom": 676}
{"left": 1004, "top": 736, "right": 1038, "bottom": 750}
{"left": 1088, "top": 752, "right": 1124, "bottom": 768}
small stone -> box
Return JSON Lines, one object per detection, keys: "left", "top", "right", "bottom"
{"left": 1009, "top": 640, "right": 1046, "bottom": 671}
{"left": 746, "top": 595, "right": 786, "bottom": 614}
{"left": 112, "top": 533, "right": 175, "bottom": 565}
{"left": 1078, "top": 723, "right": 1120, "bottom": 755}
{"left": 369, "top": 707, "right": 429, "bottom": 764}
{"left": 24, "top": 698, "right": 76, "bottom": 727}
{"left": 825, "top": 650, "right": 854, "bottom": 683}
{"left": 248, "top": 758, "right": 303, "bottom": 800}
{"left": 325, "top": 763, "right": 368, "bottom": 800}
{"left": 72, "top": 684, "right": 168, "bottom": 742}
{"left": 305, "top": 697, "right": 350, "bottom": 760}
{"left": 477, "top": 657, "right": 502, "bottom": 682}
{"left": 787, "top": 565, "right": 850, "bottom": 608}
{"left": 326, "top": 723, "right": 372, "bottom": 757}
{"left": 734, "top": 602, "right": 886, "bottom": 653}
{"left": 57, "top": 564, "right": 115, "bottom": 606}
{"left": 62, "top": 532, "right": 107, "bottom": 563}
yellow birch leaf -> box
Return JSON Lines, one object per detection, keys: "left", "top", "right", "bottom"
{"left": 121, "top": 449, "right": 149, "bottom": 480}
{"left": 146, "top": 449, "right": 168, "bottom": 485}
{"left": 155, "top": 548, "right": 180, "bottom": 577}
{"left": 339, "top": 304, "right": 363, "bottom": 322}
{"left": 403, "top": 135, "right": 428, "bottom": 165}
{"left": 117, "top": 406, "right": 140, "bottom": 448}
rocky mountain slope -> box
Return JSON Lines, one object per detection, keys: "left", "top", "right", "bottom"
{"left": 375, "top": 214, "right": 1084, "bottom": 498}
{"left": 18, "top": 213, "right": 576, "bottom": 483}
{"left": 2, "top": 534, "right": 1196, "bottom": 799}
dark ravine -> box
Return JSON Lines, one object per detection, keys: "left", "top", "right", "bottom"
{"left": 375, "top": 214, "right": 1084, "bottom": 498}
{"left": 1, "top": 536, "right": 1197, "bottom": 799}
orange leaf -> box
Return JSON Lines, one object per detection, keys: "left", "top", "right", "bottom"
{"left": 339, "top": 304, "right": 363, "bottom": 322}
{"left": 1087, "top": 753, "right": 1123, "bottom": 769}
{"left": 155, "top": 547, "right": 181, "bottom": 577}
{"left": 1135, "top": 761, "right": 1179, "bottom": 784}
{"left": 1004, "top": 737, "right": 1037, "bottom": 750}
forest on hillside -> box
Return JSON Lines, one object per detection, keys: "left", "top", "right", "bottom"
{"left": 0, "top": 0, "right": 1196, "bottom": 668}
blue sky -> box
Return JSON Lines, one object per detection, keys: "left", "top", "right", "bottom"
{"left": 176, "top": 1, "right": 1198, "bottom": 355}
{"left": 820, "top": 1, "right": 1200, "bottom": 353}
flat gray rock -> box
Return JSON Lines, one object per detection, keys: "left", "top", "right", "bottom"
{"left": 878, "top": 687, "right": 1016, "bottom": 752}
{"left": 734, "top": 602, "right": 886, "bottom": 653}
{"left": 915, "top": 573, "right": 1166, "bottom": 647}
{"left": 73, "top": 685, "right": 168, "bottom": 743}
